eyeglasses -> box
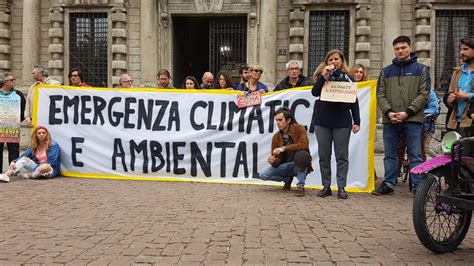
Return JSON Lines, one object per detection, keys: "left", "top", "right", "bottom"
{"left": 5, "top": 78, "right": 16, "bottom": 82}
{"left": 252, "top": 70, "right": 263, "bottom": 74}
{"left": 123, "top": 80, "right": 134, "bottom": 83}
{"left": 288, "top": 67, "right": 299, "bottom": 71}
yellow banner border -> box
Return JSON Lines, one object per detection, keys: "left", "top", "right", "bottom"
{"left": 35, "top": 82, "right": 377, "bottom": 193}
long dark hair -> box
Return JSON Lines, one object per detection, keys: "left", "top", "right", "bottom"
{"left": 215, "top": 71, "right": 234, "bottom": 89}
{"left": 183, "top": 76, "right": 200, "bottom": 89}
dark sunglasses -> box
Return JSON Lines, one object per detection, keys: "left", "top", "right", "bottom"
{"left": 252, "top": 69, "right": 263, "bottom": 74}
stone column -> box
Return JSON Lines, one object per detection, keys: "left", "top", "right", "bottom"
{"left": 258, "top": 0, "right": 277, "bottom": 86}
{"left": 355, "top": 4, "right": 371, "bottom": 68}
{"left": 140, "top": 0, "right": 158, "bottom": 85}
{"left": 382, "top": 0, "right": 401, "bottom": 66}
{"left": 414, "top": 3, "right": 432, "bottom": 67}
{"left": 49, "top": 5, "right": 65, "bottom": 84}
{"left": 0, "top": 0, "right": 11, "bottom": 71}
{"left": 110, "top": 6, "right": 128, "bottom": 86}
{"left": 289, "top": 6, "right": 305, "bottom": 70}
{"left": 22, "top": 0, "right": 41, "bottom": 84}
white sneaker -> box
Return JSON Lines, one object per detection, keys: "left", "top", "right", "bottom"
{"left": 18, "top": 172, "right": 29, "bottom": 179}
{"left": 0, "top": 174, "right": 10, "bottom": 182}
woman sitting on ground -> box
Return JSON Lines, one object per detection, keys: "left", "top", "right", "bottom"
{"left": 0, "top": 126, "right": 60, "bottom": 182}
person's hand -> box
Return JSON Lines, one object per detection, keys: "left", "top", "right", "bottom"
{"left": 24, "top": 118, "right": 33, "bottom": 127}
{"left": 352, "top": 125, "right": 360, "bottom": 134}
{"left": 388, "top": 112, "right": 398, "bottom": 123}
{"left": 447, "top": 92, "right": 457, "bottom": 104}
{"left": 322, "top": 65, "right": 335, "bottom": 80}
{"left": 267, "top": 155, "right": 275, "bottom": 164}
{"left": 456, "top": 91, "right": 469, "bottom": 101}
{"left": 394, "top": 111, "right": 408, "bottom": 122}
{"left": 9, "top": 162, "right": 16, "bottom": 170}
{"left": 272, "top": 147, "right": 285, "bottom": 155}
{"left": 21, "top": 157, "right": 29, "bottom": 161}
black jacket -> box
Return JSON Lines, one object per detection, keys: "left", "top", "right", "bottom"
{"left": 311, "top": 73, "right": 360, "bottom": 128}
{"left": 274, "top": 75, "right": 312, "bottom": 91}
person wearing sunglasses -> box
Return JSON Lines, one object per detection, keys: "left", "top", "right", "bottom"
{"left": 236, "top": 64, "right": 268, "bottom": 92}
{"left": 0, "top": 72, "right": 26, "bottom": 174}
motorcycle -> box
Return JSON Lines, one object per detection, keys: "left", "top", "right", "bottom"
{"left": 411, "top": 132, "right": 474, "bottom": 253}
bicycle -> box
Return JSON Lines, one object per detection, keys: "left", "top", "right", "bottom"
{"left": 412, "top": 133, "right": 474, "bottom": 253}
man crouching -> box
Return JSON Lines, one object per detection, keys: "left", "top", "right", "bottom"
{"left": 254, "top": 107, "right": 312, "bottom": 196}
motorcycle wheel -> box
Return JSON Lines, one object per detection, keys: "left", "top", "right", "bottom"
{"left": 413, "top": 172, "right": 472, "bottom": 253}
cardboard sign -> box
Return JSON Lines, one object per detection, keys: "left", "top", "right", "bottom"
{"left": 0, "top": 93, "right": 21, "bottom": 143}
{"left": 237, "top": 91, "right": 262, "bottom": 108}
{"left": 320, "top": 81, "right": 357, "bottom": 103}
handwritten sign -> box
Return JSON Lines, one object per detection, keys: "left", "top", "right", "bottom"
{"left": 237, "top": 91, "right": 262, "bottom": 109}
{"left": 0, "top": 93, "right": 21, "bottom": 143}
{"left": 320, "top": 81, "right": 357, "bottom": 103}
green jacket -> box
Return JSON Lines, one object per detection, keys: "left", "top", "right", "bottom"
{"left": 377, "top": 54, "right": 430, "bottom": 124}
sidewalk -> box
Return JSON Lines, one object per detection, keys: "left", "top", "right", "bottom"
{"left": 0, "top": 157, "right": 473, "bottom": 265}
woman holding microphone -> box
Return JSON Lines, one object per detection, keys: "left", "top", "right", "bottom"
{"left": 311, "top": 50, "right": 360, "bottom": 199}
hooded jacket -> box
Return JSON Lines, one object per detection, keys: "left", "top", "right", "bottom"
{"left": 377, "top": 53, "right": 430, "bottom": 124}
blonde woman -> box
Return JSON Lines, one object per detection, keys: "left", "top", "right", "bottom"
{"left": 0, "top": 126, "right": 60, "bottom": 182}
{"left": 349, "top": 64, "right": 368, "bottom": 82}
{"left": 311, "top": 50, "right": 360, "bottom": 199}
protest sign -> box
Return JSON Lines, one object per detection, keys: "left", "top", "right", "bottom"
{"left": 237, "top": 91, "right": 262, "bottom": 108}
{"left": 34, "top": 81, "right": 377, "bottom": 192}
{"left": 320, "top": 81, "right": 357, "bottom": 103}
{"left": 0, "top": 92, "right": 21, "bottom": 143}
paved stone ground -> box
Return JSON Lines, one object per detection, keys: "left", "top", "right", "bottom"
{"left": 0, "top": 154, "right": 473, "bottom": 265}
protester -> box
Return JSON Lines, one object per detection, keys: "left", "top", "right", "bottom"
{"left": 274, "top": 60, "right": 312, "bottom": 91}
{"left": 253, "top": 107, "right": 312, "bottom": 196}
{"left": 68, "top": 68, "right": 90, "bottom": 87}
{"left": 183, "top": 76, "right": 200, "bottom": 89}
{"left": 118, "top": 73, "right": 134, "bottom": 88}
{"left": 445, "top": 37, "right": 474, "bottom": 138}
{"left": 215, "top": 71, "right": 234, "bottom": 89}
{"left": 0, "top": 72, "right": 26, "bottom": 174}
{"left": 24, "top": 65, "right": 61, "bottom": 127}
{"left": 236, "top": 64, "right": 268, "bottom": 92}
{"left": 373, "top": 36, "right": 429, "bottom": 195}
{"left": 0, "top": 126, "right": 60, "bottom": 182}
{"left": 201, "top": 72, "right": 214, "bottom": 89}
{"left": 156, "top": 69, "right": 174, "bottom": 88}
{"left": 349, "top": 64, "right": 368, "bottom": 82}
{"left": 238, "top": 64, "right": 250, "bottom": 89}
{"left": 311, "top": 50, "right": 360, "bottom": 199}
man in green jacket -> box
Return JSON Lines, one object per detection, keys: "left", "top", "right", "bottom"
{"left": 373, "top": 36, "right": 429, "bottom": 195}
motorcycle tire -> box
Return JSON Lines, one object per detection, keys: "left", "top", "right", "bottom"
{"left": 413, "top": 173, "right": 472, "bottom": 253}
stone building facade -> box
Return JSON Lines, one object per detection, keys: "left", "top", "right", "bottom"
{"left": 0, "top": 0, "right": 473, "bottom": 92}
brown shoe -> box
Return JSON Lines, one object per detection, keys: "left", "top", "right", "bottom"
{"left": 295, "top": 186, "right": 305, "bottom": 197}
{"left": 282, "top": 176, "right": 293, "bottom": 191}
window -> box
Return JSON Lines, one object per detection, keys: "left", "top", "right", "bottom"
{"left": 435, "top": 10, "right": 474, "bottom": 91}
{"left": 69, "top": 13, "right": 108, "bottom": 87}
{"left": 308, "top": 10, "right": 350, "bottom": 76}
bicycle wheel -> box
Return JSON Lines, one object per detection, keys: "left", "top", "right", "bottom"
{"left": 413, "top": 171, "right": 472, "bottom": 253}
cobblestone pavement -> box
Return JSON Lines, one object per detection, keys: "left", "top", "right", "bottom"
{"left": 0, "top": 173, "right": 473, "bottom": 266}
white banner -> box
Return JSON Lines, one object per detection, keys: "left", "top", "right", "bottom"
{"left": 34, "top": 81, "right": 377, "bottom": 192}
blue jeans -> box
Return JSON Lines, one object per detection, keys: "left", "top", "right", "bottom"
{"left": 259, "top": 162, "right": 307, "bottom": 186}
{"left": 383, "top": 123, "right": 423, "bottom": 189}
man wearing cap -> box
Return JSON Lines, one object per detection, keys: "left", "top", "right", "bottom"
{"left": 254, "top": 107, "right": 312, "bottom": 196}
{"left": 446, "top": 37, "right": 474, "bottom": 138}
